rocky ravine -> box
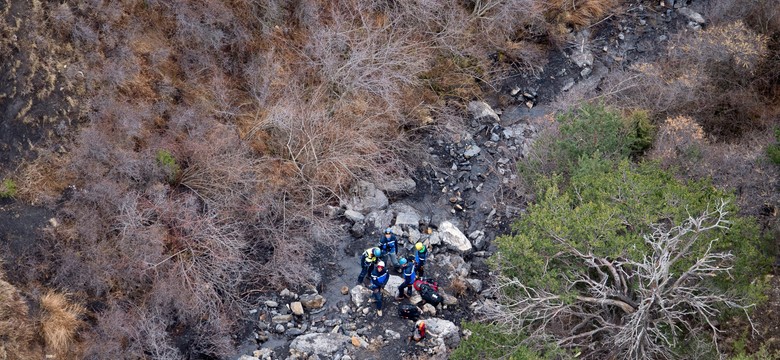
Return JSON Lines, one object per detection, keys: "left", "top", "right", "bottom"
{"left": 235, "top": 2, "right": 708, "bottom": 359}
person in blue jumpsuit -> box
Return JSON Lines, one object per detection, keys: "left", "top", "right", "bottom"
{"left": 396, "top": 257, "right": 416, "bottom": 300}
{"left": 379, "top": 227, "right": 400, "bottom": 272}
{"left": 414, "top": 242, "right": 428, "bottom": 278}
{"left": 370, "top": 261, "right": 389, "bottom": 316}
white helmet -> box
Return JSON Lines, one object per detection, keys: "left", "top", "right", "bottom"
{"left": 377, "top": 261, "right": 385, "bottom": 269}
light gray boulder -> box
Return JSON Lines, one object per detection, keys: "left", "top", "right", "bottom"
{"left": 420, "top": 318, "right": 461, "bottom": 348}
{"left": 345, "top": 181, "right": 388, "bottom": 213}
{"left": 289, "top": 333, "right": 351, "bottom": 357}
{"left": 438, "top": 221, "right": 472, "bottom": 253}
{"left": 350, "top": 285, "right": 372, "bottom": 307}
{"left": 468, "top": 101, "right": 501, "bottom": 123}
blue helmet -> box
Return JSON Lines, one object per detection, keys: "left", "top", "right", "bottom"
{"left": 384, "top": 227, "right": 393, "bottom": 234}
{"left": 399, "top": 257, "right": 408, "bottom": 266}
{"left": 373, "top": 248, "right": 382, "bottom": 257}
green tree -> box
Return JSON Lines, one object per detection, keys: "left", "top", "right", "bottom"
{"left": 481, "top": 160, "right": 770, "bottom": 359}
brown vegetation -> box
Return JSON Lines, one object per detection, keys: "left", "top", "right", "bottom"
{"left": 0, "top": 274, "right": 42, "bottom": 360}
{"left": 39, "top": 291, "right": 85, "bottom": 358}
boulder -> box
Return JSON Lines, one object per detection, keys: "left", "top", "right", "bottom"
{"left": 678, "top": 7, "right": 705, "bottom": 24}
{"left": 428, "top": 231, "right": 442, "bottom": 246}
{"left": 290, "top": 302, "right": 304, "bottom": 316}
{"left": 365, "top": 210, "right": 394, "bottom": 232}
{"left": 385, "top": 329, "right": 401, "bottom": 340}
{"left": 345, "top": 181, "right": 388, "bottom": 213}
{"left": 468, "top": 101, "right": 501, "bottom": 123}
{"left": 570, "top": 49, "right": 594, "bottom": 68}
{"left": 289, "top": 333, "right": 351, "bottom": 357}
{"left": 420, "top": 318, "right": 461, "bottom": 348}
{"left": 466, "top": 278, "right": 483, "bottom": 293}
{"left": 384, "top": 275, "right": 405, "bottom": 298}
{"left": 377, "top": 177, "right": 417, "bottom": 197}
{"left": 344, "top": 209, "right": 365, "bottom": 222}
{"left": 423, "top": 303, "right": 437, "bottom": 315}
{"left": 395, "top": 210, "right": 421, "bottom": 229}
{"left": 300, "top": 294, "right": 326, "bottom": 309}
{"left": 350, "top": 221, "right": 365, "bottom": 238}
{"left": 441, "top": 292, "right": 458, "bottom": 305}
{"left": 435, "top": 254, "right": 470, "bottom": 277}
{"left": 350, "top": 285, "right": 372, "bottom": 307}
{"left": 438, "top": 221, "right": 473, "bottom": 253}
{"left": 409, "top": 294, "right": 423, "bottom": 305}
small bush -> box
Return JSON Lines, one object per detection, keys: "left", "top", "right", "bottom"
{"left": 39, "top": 291, "right": 84, "bottom": 357}
{"left": 155, "top": 149, "right": 180, "bottom": 184}
{"left": 451, "top": 322, "right": 554, "bottom": 360}
{"left": 0, "top": 178, "right": 16, "bottom": 198}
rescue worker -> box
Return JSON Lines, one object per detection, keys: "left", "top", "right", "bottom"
{"left": 396, "top": 257, "right": 416, "bottom": 300}
{"left": 370, "top": 261, "right": 389, "bottom": 316}
{"left": 358, "top": 247, "right": 382, "bottom": 285}
{"left": 410, "top": 321, "right": 426, "bottom": 342}
{"left": 379, "top": 227, "right": 400, "bottom": 271}
{"left": 414, "top": 242, "right": 428, "bottom": 278}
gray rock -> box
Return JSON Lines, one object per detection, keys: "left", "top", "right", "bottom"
{"left": 239, "top": 355, "right": 259, "bottom": 360}
{"left": 395, "top": 210, "right": 421, "bottom": 229}
{"left": 385, "top": 329, "right": 401, "bottom": 340}
{"left": 428, "top": 232, "right": 442, "bottom": 246}
{"left": 264, "top": 300, "right": 279, "bottom": 308}
{"left": 466, "top": 278, "right": 483, "bottom": 293}
{"left": 441, "top": 292, "right": 458, "bottom": 305}
{"left": 409, "top": 294, "right": 423, "bottom": 305}
{"left": 280, "top": 288, "right": 296, "bottom": 298}
{"left": 423, "top": 303, "right": 437, "bottom": 315}
{"left": 345, "top": 181, "right": 388, "bottom": 214}
{"left": 350, "top": 221, "right": 365, "bottom": 238}
{"left": 580, "top": 67, "right": 592, "bottom": 78}
{"left": 678, "top": 7, "right": 705, "bottom": 24}
{"left": 365, "top": 210, "right": 394, "bottom": 232}
{"left": 289, "top": 333, "right": 351, "bottom": 357}
{"left": 273, "top": 314, "right": 292, "bottom": 323}
{"left": 463, "top": 145, "right": 481, "bottom": 159}
{"left": 469, "top": 230, "right": 487, "bottom": 250}
{"left": 286, "top": 328, "right": 304, "bottom": 336}
{"left": 350, "top": 285, "right": 373, "bottom": 307}
{"left": 407, "top": 227, "right": 421, "bottom": 245}
{"left": 275, "top": 324, "right": 285, "bottom": 333}
{"left": 291, "top": 302, "right": 304, "bottom": 316}
{"left": 377, "top": 177, "right": 417, "bottom": 197}
{"left": 384, "top": 275, "right": 405, "bottom": 298}
{"left": 467, "top": 101, "right": 501, "bottom": 123}
{"left": 300, "top": 294, "right": 326, "bottom": 309}
{"left": 438, "top": 221, "right": 472, "bottom": 253}
{"left": 435, "top": 254, "right": 470, "bottom": 277}
{"left": 254, "top": 348, "right": 274, "bottom": 360}
{"left": 344, "top": 209, "right": 365, "bottom": 223}
{"left": 490, "top": 133, "right": 501, "bottom": 142}
{"left": 420, "top": 318, "right": 461, "bottom": 348}
{"left": 562, "top": 78, "right": 576, "bottom": 92}
{"left": 570, "top": 49, "right": 594, "bottom": 68}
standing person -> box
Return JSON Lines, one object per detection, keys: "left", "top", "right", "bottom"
{"left": 414, "top": 242, "right": 428, "bottom": 278}
{"left": 370, "top": 261, "right": 389, "bottom": 316}
{"left": 396, "top": 257, "right": 416, "bottom": 300}
{"left": 379, "top": 227, "right": 400, "bottom": 272}
{"left": 357, "top": 247, "right": 382, "bottom": 285}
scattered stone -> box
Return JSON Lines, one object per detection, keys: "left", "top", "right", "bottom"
{"left": 254, "top": 348, "right": 273, "bottom": 360}
{"left": 580, "top": 67, "right": 592, "bottom": 78}
{"left": 340, "top": 286, "right": 350, "bottom": 295}
{"left": 562, "top": 78, "right": 575, "bottom": 92}
{"left": 275, "top": 324, "right": 285, "bottom": 333}
{"left": 570, "top": 49, "right": 594, "bottom": 68}
{"left": 350, "top": 285, "right": 373, "bottom": 307}
{"left": 385, "top": 329, "right": 401, "bottom": 340}
{"left": 286, "top": 328, "right": 304, "bottom": 336}
{"left": 239, "top": 355, "right": 260, "bottom": 360}
{"left": 351, "top": 335, "right": 368, "bottom": 348}
{"left": 48, "top": 218, "right": 59, "bottom": 228}
{"left": 441, "top": 293, "right": 458, "bottom": 306}
{"left": 280, "top": 289, "right": 296, "bottom": 298}
{"left": 291, "top": 302, "right": 304, "bottom": 316}
{"left": 344, "top": 210, "right": 365, "bottom": 223}
{"left": 467, "top": 101, "right": 501, "bottom": 123}
{"left": 421, "top": 318, "right": 461, "bottom": 348}
{"left": 264, "top": 300, "right": 279, "bottom": 308}
{"left": 438, "top": 221, "right": 473, "bottom": 253}
{"left": 384, "top": 275, "right": 405, "bottom": 298}
{"left": 466, "top": 278, "right": 483, "bottom": 293}
{"left": 300, "top": 294, "right": 326, "bottom": 309}
{"left": 678, "top": 7, "right": 705, "bottom": 24}
{"left": 423, "top": 303, "right": 437, "bottom": 315}
{"left": 273, "top": 314, "right": 292, "bottom": 323}
{"left": 463, "top": 145, "right": 481, "bottom": 159}
{"left": 290, "top": 333, "right": 351, "bottom": 357}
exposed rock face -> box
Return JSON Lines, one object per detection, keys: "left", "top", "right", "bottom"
{"left": 384, "top": 275, "right": 405, "bottom": 298}
{"left": 345, "top": 181, "right": 388, "bottom": 213}
{"left": 289, "top": 333, "right": 351, "bottom": 356}
{"left": 377, "top": 177, "right": 417, "bottom": 197}
{"left": 438, "top": 221, "right": 473, "bottom": 253}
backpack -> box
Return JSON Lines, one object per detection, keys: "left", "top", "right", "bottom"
{"left": 419, "top": 283, "right": 443, "bottom": 306}
{"left": 413, "top": 277, "right": 439, "bottom": 292}
{"left": 398, "top": 304, "right": 421, "bottom": 320}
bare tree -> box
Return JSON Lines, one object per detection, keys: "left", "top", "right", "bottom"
{"left": 481, "top": 200, "right": 754, "bottom": 359}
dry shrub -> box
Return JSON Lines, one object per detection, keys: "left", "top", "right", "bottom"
{"left": 544, "top": 0, "right": 619, "bottom": 33}
{"left": 649, "top": 117, "right": 780, "bottom": 216}
{"left": 0, "top": 276, "right": 42, "bottom": 360}
{"left": 14, "top": 151, "right": 73, "bottom": 206}
{"left": 39, "top": 291, "right": 84, "bottom": 357}
{"left": 603, "top": 21, "right": 773, "bottom": 140}
{"left": 449, "top": 277, "right": 468, "bottom": 297}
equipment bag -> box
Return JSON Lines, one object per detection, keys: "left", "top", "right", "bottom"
{"left": 419, "top": 284, "right": 443, "bottom": 306}
{"left": 412, "top": 277, "right": 439, "bottom": 292}
{"left": 398, "top": 304, "right": 421, "bottom": 320}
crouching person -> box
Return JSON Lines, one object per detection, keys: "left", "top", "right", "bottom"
{"left": 370, "top": 261, "right": 389, "bottom": 316}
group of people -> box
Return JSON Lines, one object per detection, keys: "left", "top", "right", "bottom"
{"left": 357, "top": 228, "right": 429, "bottom": 316}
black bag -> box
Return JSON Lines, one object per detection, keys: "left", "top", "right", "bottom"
{"left": 419, "top": 284, "right": 443, "bottom": 306}
{"left": 398, "top": 304, "right": 421, "bottom": 320}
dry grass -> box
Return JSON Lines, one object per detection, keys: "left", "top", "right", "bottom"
{"left": 39, "top": 291, "right": 84, "bottom": 357}
{"left": 0, "top": 276, "right": 42, "bottom": 360}
{"left": 545, "top": 0, "right": 619, "bottom": 31}
{"left": 449, "top": 277, "right": 468, "bottom": 297}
